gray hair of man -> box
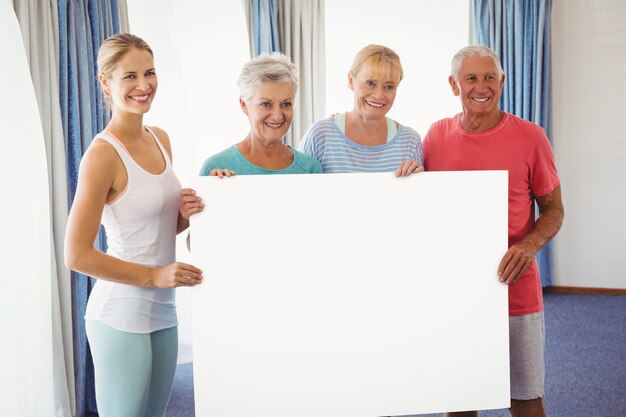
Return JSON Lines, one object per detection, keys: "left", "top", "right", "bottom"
{"left": 237, "top": 52, "right": 299, "bottom": 103}
{"left": 450, "top": 44, "right": 504, "bottom": 80}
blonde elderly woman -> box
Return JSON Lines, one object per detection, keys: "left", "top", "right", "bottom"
{"left": 298, "top": 44, "right": 423, "bottom": 176}
{"left": 199, "top": 52, "right": 322, "bottom": 176}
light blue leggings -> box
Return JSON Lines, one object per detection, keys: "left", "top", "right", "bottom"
{"left": 85, "top": 320, "right": 178, "bottom": 417}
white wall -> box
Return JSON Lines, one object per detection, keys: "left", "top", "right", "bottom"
{"left": 552, "top": 0, "right": 626, "bottom": 289}
{"left": 325, "top": 0, "right": 469, "bottom": 137}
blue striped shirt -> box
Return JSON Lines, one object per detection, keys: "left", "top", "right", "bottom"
{"left": 298, "top": 117, "right": 423, "bottom": 173}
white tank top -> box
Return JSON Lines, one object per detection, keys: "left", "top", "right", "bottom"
{"left": 85, "top": 127, "right": 181, "bottom": 333}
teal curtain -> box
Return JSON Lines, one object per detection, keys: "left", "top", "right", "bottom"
{"left": 58, "top": 0, "right": 121, "bottom": 414}
{"left": 473, "top": 0, "right": 554, "bottom": 286}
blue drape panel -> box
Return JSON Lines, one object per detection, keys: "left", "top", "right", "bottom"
{"left": 473, "top": 0, "right": 554, "bottom": 286}
{"left": 58, "top": 1, "right": 120, "bottom": 415}
{"left": 252, "top": 0, "right": 280, "bottom": 55}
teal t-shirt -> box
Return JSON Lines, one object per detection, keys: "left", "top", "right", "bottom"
{"left": 199, "top": 144, "right": 323, "bottom": 176}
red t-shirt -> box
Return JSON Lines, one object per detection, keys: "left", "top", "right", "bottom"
{"left": 423, "top": 113, "right": 560, "bottom": 316}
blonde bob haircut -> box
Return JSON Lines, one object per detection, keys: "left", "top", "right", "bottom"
{"left": 349, "top": 44, "right": 403, "bottom": 84}
{"left": 97, "top": 33, "right": 154, "bottom": 106}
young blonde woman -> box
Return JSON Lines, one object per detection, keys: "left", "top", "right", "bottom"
{"left": 65, "top": 33, "right": 203, "bottom": 417}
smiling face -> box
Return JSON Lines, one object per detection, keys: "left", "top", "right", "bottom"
{"left": 450, "top": 55, "right": 504, "bottom": 119}
{"left": 241, "top": 81, "right": 294, "bottom": 144}
{"left": 349, "top": 63, "right": 399, "bottom": 120}
{"left": 100, "top": 47, "right": 157, "bottom": 115}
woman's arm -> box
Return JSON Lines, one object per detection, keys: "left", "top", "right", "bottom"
{"left": 395, "top": 126, "right": 424, "bottom": 177}
{"left": 65, "top": 141, "right": 202, "bottom": 287}
{"left": 148, "top": 126, "right": 205, "bottom": 233}
{"left": 178, "top": 188, "right": 204, "bottom": 233}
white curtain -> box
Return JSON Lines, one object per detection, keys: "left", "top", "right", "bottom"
{"left": 0, "top": 0, "right": 70, "bottom": 415}
{"left": 241, "top": 0, "right": 256, "bottom": 59}
{"left": 276, "top": 0, "right": 325, "bottom": 147}
{"left": 11, "top": 1, "right": 75, "bottom": 414}
{"left": 118, "top": 0, "right": 130, "bottom": 32}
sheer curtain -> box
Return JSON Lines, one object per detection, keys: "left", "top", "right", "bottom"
{"left": 0, "top": 0, "right": 66, "bottom": 415}
{"left": 472, "top": 0, "right": 554, "bottom": 286}
{"left": 118, "top": 0, "right": 130, "bottom": 32}
{"left": 11, "top": 0, "right": 75, "bottom": 415}
{"left": 276, "top": 0, "right": 325, "bottom": 147}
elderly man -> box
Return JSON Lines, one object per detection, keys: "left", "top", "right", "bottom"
{"left": 423, "top": 45, "right": 564, "bottom": 417}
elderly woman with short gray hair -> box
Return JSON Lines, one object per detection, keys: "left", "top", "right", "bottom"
{"left": 199, "top": 53, "right": 322, "bottom": 177}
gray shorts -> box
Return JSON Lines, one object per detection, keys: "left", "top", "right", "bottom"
{"left": 509, "top": 311, "right": 545, "bottom": 400}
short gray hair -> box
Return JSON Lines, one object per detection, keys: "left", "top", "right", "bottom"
{"left": 237, "top": 52, "right": 298, "bottom": 102}
{"left": 450, "top": 44, "right": 504, "bottom": 80}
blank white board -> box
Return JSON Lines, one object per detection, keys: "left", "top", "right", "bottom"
{"left": 190, "top": 171, "right": 509, "bottom": 416}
